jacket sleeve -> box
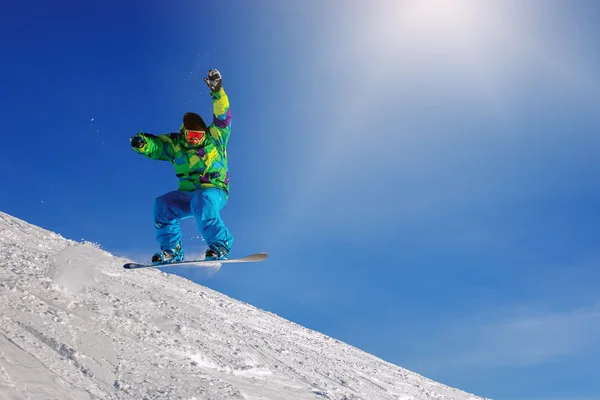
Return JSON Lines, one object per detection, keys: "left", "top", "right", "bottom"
{"left": 208, "top": 87, "right": 232, "bottom": 147}
{"left": 131, "top": 133, "right": 176, "bottom": 162}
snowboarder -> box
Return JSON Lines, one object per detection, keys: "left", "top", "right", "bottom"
{"left": 130, "top": 69, "right": 233, "bottom": 264}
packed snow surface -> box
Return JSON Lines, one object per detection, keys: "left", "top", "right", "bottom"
{"left": 0, "top": 212, "right": 489, "bottom": 400}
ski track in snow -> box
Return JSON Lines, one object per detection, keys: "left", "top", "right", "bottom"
{"left": 0, "top": 211, "right": 490, "bottom": 400}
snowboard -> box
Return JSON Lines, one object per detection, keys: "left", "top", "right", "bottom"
{"left": 123, "top": 252, "right": 268, "bottom": 270}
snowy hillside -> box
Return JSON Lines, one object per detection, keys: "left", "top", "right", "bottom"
{"left": 0, "top": 212, "right": 489, "bottom": 400}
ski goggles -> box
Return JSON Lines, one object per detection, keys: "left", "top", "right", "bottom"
{"left": 183, "top": 128, "right": 205, "bottom": 141}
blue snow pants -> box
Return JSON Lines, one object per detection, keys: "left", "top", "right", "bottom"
{"left": 153, "top": 188, "right": 233, "bottom": 254}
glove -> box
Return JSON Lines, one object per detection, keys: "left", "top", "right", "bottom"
{"left": 204, "top": 69, "right": 222, "bottom": 92}
{"left": 130, "top": 135, "right": 146, "bottom": 148}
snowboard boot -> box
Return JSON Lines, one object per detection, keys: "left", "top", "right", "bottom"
{"left": 152, "top": 243, "right": 184, "bottom": 265}
{"left": 204, "top": 245, "right": 230, "bottom": 261}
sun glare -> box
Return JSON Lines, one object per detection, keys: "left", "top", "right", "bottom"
{"left": 401, "top": 0, "right": 485, "bottom": 41}
{"left": 389, "top": 0, "right": 509, "bottom": 62}
{"left": 335, "top": 0, "right": 517, "bottom": 82}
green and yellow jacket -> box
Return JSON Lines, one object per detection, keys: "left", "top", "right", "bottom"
{"left": 132, "top": 88, "right": 232, "bottom": 193}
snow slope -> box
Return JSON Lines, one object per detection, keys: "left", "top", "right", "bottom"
{"left": 0, "top": 212, "right": 489, "bottom": 400}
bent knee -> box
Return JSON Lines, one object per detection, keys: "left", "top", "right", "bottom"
{"left": 154, "top": 192, "right": 172, "bottom": 208}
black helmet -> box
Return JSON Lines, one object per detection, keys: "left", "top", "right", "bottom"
{"left": 183, "top": 112, "right": 207, "bottom": 130}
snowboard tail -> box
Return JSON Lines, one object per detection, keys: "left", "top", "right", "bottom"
{"left": 123, "top": 252, "right": 268, "bottom": 269}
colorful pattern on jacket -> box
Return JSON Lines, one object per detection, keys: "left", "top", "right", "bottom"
{"left": 133, "top": 88, "right": 232, "bottom": 193}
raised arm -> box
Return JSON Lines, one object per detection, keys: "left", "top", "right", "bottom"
{"left": 211, "top": 87, "right": 231, "bottom": 130}
{"left": 130, "top": 132, "right": 176, "bottom": 162}
{"left": 204, "top": 69, "right": 231, "bottom": 146}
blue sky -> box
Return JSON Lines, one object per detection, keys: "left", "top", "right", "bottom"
{"left": 1, "top": 1, "right": 599, "bottom": 399}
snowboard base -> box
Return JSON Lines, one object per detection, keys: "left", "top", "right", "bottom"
{"left": 123, "top": 252, "right": 268, "bottom": 270}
